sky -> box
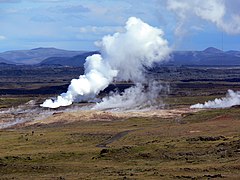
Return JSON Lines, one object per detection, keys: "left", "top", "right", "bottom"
{"left": 0, "top": 0, "right": 240, "bottom": 52}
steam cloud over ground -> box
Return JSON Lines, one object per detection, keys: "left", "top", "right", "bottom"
{"left": 41, "top": 17, "right": 171, "bottom": 109}
{"left": 167, "top": 0, "right": 240, "bottom": 109}
{"left": 93, "top": 82, "right": 169, "bottom": 111}
{"left": 191, "top": 90, "right": 240, "bottom": 109}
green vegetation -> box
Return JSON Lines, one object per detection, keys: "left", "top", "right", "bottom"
{"left": 183, "top": 107, "right": 240, "bottom": 123}
{"left": 0, "top": 108, "right": 240, "bottom": 179}
{"left": 166, "top": 95, "right": 222, "bottom": 107}
{"left": 0, "top": 96, "right": 33, "bottom": 108}
{"left": 0, "top": 66, "right": 240, "bottom": 179}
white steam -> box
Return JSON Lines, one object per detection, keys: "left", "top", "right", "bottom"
{"left": 41, "top": 54, "right": 117, "bottom": 108}
{"left": 41, "top": 17, "right": 171, "bottom": 109}
{"left": 190, "top": 89, "right": 240, "bottom": 109}
{"left": 98, "top": 17, "right": 171, "bottom": 82}
{"left": 167, "top": 0, "right": 240, "bottom": 35}
{"left": 166, "top": 1, "right": 240, "bottom": 109}
{"left": 93, "top": 82, "right": 168, "bottom": 111}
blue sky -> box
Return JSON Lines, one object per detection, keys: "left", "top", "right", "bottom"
{"left": 0, "top": 0, "right": 239, "bottom": 52}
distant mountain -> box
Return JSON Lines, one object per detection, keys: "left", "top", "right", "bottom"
{"left": 40, "top": 51, "right": 100, "bottom": 67}
{"left": 0, "top": 47, "right": 86, "bottom": 65}
{"left": 226, "top": 50, "right": 240, "bottom": 57}
{"left": 42, "top": 47, "right": 239, "bottom": 67}
{"left": 0, "top": 62, "right": 16, "bottom": 68}
{"left": 0, "top": 57, "right": 15, "bottom": 64}
{"left": 1, "top": 47, "right": 240, "bottom": 66}
{"left": 166, "top": 47, "right": 240, "bottom": 66}
{"left": 203, "top": 47, "right": 223, "bottom": 53}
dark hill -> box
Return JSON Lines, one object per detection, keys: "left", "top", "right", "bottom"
{"left": 40, "top": 51, "right": 100, "bottom": 67}
{"left": 0, "top": 47, "right": 85, "bottom": 64}
{"left": 203, "top": 47, "right": 223, "bottom": 53}
{"left": 1, "top": 47, "right": 240, "bottom": 66}
{"left": 166, "top": 47, "right": 240, "bottom": 66}
{"left": 0, "top": 57, "right": 14, "bottom": 64}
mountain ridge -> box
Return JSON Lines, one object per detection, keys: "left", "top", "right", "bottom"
{"left": 0, "top": 57, "right": 15, "bottom": 64}
{"left": 0, "top": 47, "right": 86, "bottom": 64}
{"left": 203, "top": 47, "right": 223, "bottom": 53}
{"left": 1, "top": 47, "right": 240, "bottom": 67}
{"left": 166, "top": 47, "right": 240, "bottom": 66}
{"left": 40, "top": 51, "right": 100, "bottom": 67}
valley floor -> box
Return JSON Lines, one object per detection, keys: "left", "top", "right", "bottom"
{"left": 0, "top": 65, "right": 240, "bottom": 179}
{"left": 0, "top": 103, "right": 240, "bottom": 179}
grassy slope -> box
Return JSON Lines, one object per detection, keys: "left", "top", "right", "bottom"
{"left": 0, "top": 107, "right": 240, "bottom": 179}
{"left": 0, "top": 97, "right": 33, "bottom": 108}
{"left": 0, "top": 65, "right": 240, "bottom": 179}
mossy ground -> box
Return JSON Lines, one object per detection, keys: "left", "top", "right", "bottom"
{"left": 1, "top": 64, "right": 240, "bottom": 179}
{"left": 0, "top": 96, "right": 33, "bottom": 108}
{"left": 0, "top": 104, "right": 240, "bottom": 179}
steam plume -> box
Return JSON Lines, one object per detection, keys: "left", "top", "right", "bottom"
{"left": 93, "top": 82, "right": 169, "bottom": 111}
{"left": 41, "top": 54, "right": 117, "bottom": 108}
{"left": 190, "top": 90, "right": 240, "bottom": 109}
{"left": 166, "top": 1, "right": 240, "bottom": 109}
{"left": 41, "top": 17, "right": 171, "bottom": 109}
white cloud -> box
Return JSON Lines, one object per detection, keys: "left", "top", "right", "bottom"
{"left": 59, "top": 5, "right": 90, "bottom": 14}
{"left": 0, "top": 35, "right": 6, "bottom": 40}
{"left": 167, "top": 0, "right": 240, "bottom": 35}
{"left": 78, "top": 26, "right": 124, "bottom": 34}
{"left": 190, "top": 25, "right": 204, "bottom": 32}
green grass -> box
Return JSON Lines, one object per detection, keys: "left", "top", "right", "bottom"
{"left": 1, "top": 65, "right": 240, "bottom": 178}
{"left": 0, "top": 109, "right": 240, "bottom": 179}
{"left": 0, "top": 96, "right": 33, "bottom": 108}
{"left": 166, "top": 95, "right": 223, "bottom": 107}
{"left": 183, "top": 107, "right": 240, "bottom": 123}
{"left": 0, "top": 87, "right": 239, "bottom": 179}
